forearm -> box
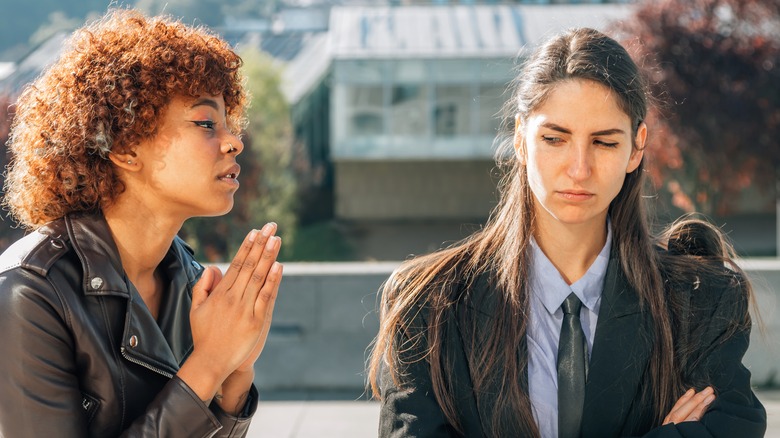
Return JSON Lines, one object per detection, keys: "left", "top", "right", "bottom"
{"left": 176, "top": 350, "right": 228, "bottom": 405}
{"left": 216, "top": 369, "right": 255, "bottom": 416}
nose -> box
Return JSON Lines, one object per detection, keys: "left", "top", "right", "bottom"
{"left": 566, "top": 142, "right": 592, "bottom": 182}
{"left": 223, "top": 134, "right": 244, "bottom": 155}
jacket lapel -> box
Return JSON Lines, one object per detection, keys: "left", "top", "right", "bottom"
{"left": 580, "top": 256, "right": 653, "bottom": 438}
{"left": 64, "top": 213, "right": 199, "bottom": 378}
{"left": 121, "top": 240, "right": 202, "bottom": 377}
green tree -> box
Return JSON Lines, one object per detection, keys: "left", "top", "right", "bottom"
{"left": 622, "top": 0, "right": 780, "bottom": 216}
{"left": 181, "top": 45, "right": 298, "bottom": 262}
{"left": 240, "top": 46, "right": 298, "bottom": 257}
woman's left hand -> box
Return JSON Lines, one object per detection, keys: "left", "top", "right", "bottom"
{"left": 662, "top": 387, "right": 716, "bottom": 424}
{"left": 232, "top": 254, "right": 283, "bottom": 375}
{"left": 208, "top": 234, "right": 284, "bottom": 415}
{"left": 207, "top": 237, "right": 284, "bottom": 376}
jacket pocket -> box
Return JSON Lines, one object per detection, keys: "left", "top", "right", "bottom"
{"left": 81, "top": 392, "right": 100, "bottom": 424}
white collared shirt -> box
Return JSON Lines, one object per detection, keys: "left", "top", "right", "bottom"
{"left": 527, "top": 224, "right": 612, "bottom": 437}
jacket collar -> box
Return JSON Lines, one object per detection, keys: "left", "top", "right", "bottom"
{"left": 45, "top": 212, "right": 203, "bottom": 376}
{"left": 581, "top": 255, "right": 653, "bottom": 437}
{"left": 61, "top": 212, "right": 129, "bottom": 297}
{"left": 46, "top": 212, "right": 202, "bottom": 298}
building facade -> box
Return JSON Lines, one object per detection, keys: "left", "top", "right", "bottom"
{"left": 286, "top": 3, "right": 634, "bottom": 259}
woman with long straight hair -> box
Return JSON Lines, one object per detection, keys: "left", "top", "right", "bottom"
{"left": 368, "top": 28, "right": 766, "bottom": 437}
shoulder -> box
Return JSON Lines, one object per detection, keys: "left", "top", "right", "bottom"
{"left": 0, "top": 219, "right": 75, "bottom": 329}
{"left": 0, "top": 218, "right": 71, "bottom": 278}
{"left": 658, "top": 217, "right": 747, "bottom": 303}
{"left": 659, "top": 250, "right": 750, "bottom": 347}
{"left": 386, "top": 258, "right": 493, "bottom": 309}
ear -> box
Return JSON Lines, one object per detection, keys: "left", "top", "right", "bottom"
{"left": 513, "top": 114, "right": 526, "bottom": 166}
{"left": 108, "top": 149, "right": 141, "bottom": 172}
{"left": 626, "top": 122, "right": 646, "bottom": 173}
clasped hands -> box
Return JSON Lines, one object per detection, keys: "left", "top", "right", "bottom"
{"left": 178, "top": 222, "right": 283, "bottom": 415}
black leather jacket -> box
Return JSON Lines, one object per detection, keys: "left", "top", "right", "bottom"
{"left": 0, "top": 213, "right": 258, "bottom": 437}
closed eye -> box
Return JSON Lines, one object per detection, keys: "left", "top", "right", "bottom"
{"left": 541, "top": 135, "right": 564, "bottom": 145}
{"left": 594, "top": 139, "right": 618, "bottom": 148}
{"left": 190, "top": 120, "right": 215, "bottom": 130}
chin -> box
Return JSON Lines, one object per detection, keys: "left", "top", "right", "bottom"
{"left": 556, "top": 211, "right": 607, "bottom": 227}
{"left": 544, "top": 205, "right": 603, "bottom": 225}
{"left": 197, "top": 201, "right": 235, "bottom": 218}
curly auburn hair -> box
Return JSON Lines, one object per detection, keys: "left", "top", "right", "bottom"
{"left": 4, "top": 8, "right": 247, "bottom": 229}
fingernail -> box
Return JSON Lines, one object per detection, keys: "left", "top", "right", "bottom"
{"left": 704, "top": 394, "right": 715, "bottom": 404}
{"left": 704, "top": 386, "right": 714, "bottom": 395}
{"left": 261, "top": 223, "right": 273, "bottom": 237}
{"left": 266, "top": 236, "right": 278, "bottom": 250}
{"left": 248, "top": 229, "right": 258, "bottom": 243}
{"left": 271, "top": 262, "right": 282, "bottom": 274}
{"left": 686, "top": 388, "right": 695, "bottom": 396}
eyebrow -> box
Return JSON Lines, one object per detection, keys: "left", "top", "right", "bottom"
{"left": 190, "top": 98, "right": 220, "bottom": 111}
{"left": 540, "top": 122, "right": 625, "bottom": 136}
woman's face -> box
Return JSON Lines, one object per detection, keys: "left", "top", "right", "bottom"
{"left": 130, "top": 93, "right": 244, "bottom": 219}
{"left": 516, "top": 79, "right": 645, "bottom": 232}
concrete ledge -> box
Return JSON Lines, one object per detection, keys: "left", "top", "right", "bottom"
{"left": 237, "top": 260, "right": 780, "bottom": 391}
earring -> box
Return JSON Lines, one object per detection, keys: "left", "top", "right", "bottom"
{"left": 126, "top": 160, "right": 133, "bottom": 164}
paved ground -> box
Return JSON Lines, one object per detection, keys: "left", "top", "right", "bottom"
{"left": 246, "top": 390, "right": 780, "bottom": 437}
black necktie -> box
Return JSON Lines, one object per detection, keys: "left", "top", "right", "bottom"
{"left": 558, "top": 292, "right": 587, "bottom": 438}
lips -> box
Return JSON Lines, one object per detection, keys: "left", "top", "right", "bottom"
{"left": 557, "top": 190, "right": 594, "bottom": 201}
{"left": 218, "top": 164, "right": 241, "bottom": 181}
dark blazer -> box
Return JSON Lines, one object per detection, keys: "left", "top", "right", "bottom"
{"left": 0, "top": 213, "right": 258, "bottom": 438}
{"left": 378, "top": 254, "right": 766, "bottom": 437}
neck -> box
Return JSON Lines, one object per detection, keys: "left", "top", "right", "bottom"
{"left": 533, "top": 212, "right": 608, "bottom": 285}
{"left": 102, "top": 190, "right": 184, "bottom": 299}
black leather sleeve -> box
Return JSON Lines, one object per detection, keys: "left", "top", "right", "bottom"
{"left": 0, "top": 270, "right": 92, "bottom": 437}
{"left": 0, "top": 267, "right": 257, "bottom": 438}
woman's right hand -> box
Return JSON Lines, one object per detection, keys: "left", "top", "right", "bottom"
{"left": 177, "top": 223, "right": 282, "bottom": 402}
{"left": 662, "top": 387, "right": 716, "bottom": 425}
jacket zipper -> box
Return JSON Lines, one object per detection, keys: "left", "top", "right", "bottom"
{"left": 120, "top": 347, "right": 174, "bottom": 379}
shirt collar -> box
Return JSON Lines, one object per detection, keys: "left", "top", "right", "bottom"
{"left": 530, "top": 219, "right": 613, "bottom": 315}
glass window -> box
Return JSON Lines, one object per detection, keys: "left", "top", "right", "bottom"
{"left": 335, "top": 60, "right": 386, "bottom": 83}
{"left": 434, "top": 85, "right": 472, "bottom": 137}
{"left": 345, "top": 85, "right": 385, "bottom": 137}
{"left": 393, "top": 60, "right": 428, "bottom": 83}
{"left": 390, "top": 84, "right": 428, "bottom": 135}
{"left": 477, "top": 85, "right": 505, "bottom": 135}
{"left": 431, "top": 59, "right": 475, "bottom": 83}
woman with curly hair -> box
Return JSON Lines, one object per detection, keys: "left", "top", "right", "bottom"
{"left": 369, "top": 28, "right": 766, "bottom": 437}
{"left": 0, "top": 9, "right": 282, "bottom": 437}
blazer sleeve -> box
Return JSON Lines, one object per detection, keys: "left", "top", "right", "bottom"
{"left": 0, "top": 270, "right": 257, "bottom": 438}
{"left": 640, "top": 272, "right": 766, "bottom": 438}
{"left": 378, "top": 305, "right": 462, "bottom": 438}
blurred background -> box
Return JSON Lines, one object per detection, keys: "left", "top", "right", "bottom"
{"left": 1, "top": 0, "right": 778, "bottom": 262}
{"left": 1, "top": 0, "right": 779, "bottom": 436}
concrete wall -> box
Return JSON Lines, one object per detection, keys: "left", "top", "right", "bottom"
{"left": 246, "top": 260, "right": 780, "bottom": 392}
{"left": 250, "top": 262, "right": 395, "bottom": 393}
{"left": 740, "top": 260, "right": 780, "bottom": 386}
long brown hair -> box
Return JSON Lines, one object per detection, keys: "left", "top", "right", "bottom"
{"left": 368, "top": 27, "right": 752, "bottom": 436}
